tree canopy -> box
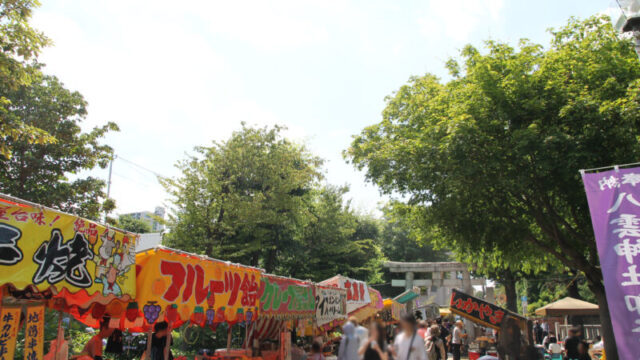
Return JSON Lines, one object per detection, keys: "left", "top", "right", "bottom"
{"left": 346, "top": 16, "right": 640, "bottom": 357}
{"left": 118, "top": 214, "right": 152, "bottom": 234}
{"left": 0, "top": 73, "right": 119, "bottom": 220}
{"left": 0, "top": 0, "right": 54, "bottom": 158}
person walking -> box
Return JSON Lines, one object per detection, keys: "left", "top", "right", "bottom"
{"left": 435, "top": 318, "right": 449, "bottom": 356}
{"left": 450, "top": 320, "right": 467, "bottom": 360}
{"left": 338, "top": 322, "right": 360, "bottom": 360}
{"left": 359, "top": 322, "right": 389, "bottom": 360}
{"left": 425, "top": 325, "right": 446, "bottom": 360}
{"left": 392, "top": 313, "right": 426, "bottom": 360}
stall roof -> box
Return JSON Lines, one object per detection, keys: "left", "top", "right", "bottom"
{"left": 534, "top": 297, "right": 599, "bottom": 317}
{"left": 394, "top": 288, "right": 419, "bottom": 304}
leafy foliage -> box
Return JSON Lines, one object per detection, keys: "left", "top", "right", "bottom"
{"left": 118, "top": 214, "right": 152, "bottom": 233}
{"left": 346, "top": 16, "right": 640, "bottom": 356}
{"left": 0, "top": 73, "right": 119, "bottom": 220}
{"left": 163, "top": 125, "right": 393, "bottom": 283}
{"left": 0, "top": 0, "right": 55, "bottom": 158}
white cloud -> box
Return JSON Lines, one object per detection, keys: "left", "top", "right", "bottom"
{"left": 418, "top": 0, "right": 505, "bottom": 43}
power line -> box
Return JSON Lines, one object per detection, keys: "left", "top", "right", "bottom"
{"left": 116, "top": 155, "right": 166, "bottom": 178}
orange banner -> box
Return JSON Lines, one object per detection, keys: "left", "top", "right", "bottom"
{"left": 0, "top": 306, "right": 21, "bottom": 360}
{"left": 23, "top": 305, "right": 44, "bottom": 360}
{"left": 136, "top": 248, "right": 261, "bottom": 328}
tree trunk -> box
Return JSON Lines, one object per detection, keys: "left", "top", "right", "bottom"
{"left": 502, "top": 270, "right": 518, "bottom": 313}
{"left": 588, "top": 282, "right": 618, "bottom": 360}
{"left": 567, "top": 279, "right": 581, "bottom": 300}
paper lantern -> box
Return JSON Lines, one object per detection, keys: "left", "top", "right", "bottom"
{"left": 92, "top": 303, "right": 106, "bottom": 319}
{"left": 126, "top": 302, "right": 139, "bottom": 322}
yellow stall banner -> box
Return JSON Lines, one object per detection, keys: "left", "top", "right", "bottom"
{"left": 136, "top": 248, "right": 261, "bottom": 327}
{"left": 0, "top": 306, "right": 21, "bottom": 360}
{"left": 23, "top": 305, "right": 44, "bottom": 360}
{"left": 0, "top": 203, "right": 137, "bottom": 308}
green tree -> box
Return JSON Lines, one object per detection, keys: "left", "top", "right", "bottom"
{"left": 0, "top": 0, "right": 54, "bottom": 158}
{"left": 0, "top": 73, "right": 119, "bottom": 220}
{"left": 287, "top": 185, "right": 384, "bottom": 283}
{"left": 346, "top": 16, "right": 640, "bottom": 358}
{"left": 118, "top": 214, "right": 152, "bottom": 233}
{"left": 161, "top": 124, "right": 323, "bottom": 273}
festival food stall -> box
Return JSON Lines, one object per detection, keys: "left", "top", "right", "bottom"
{"left": 449, "top": 289, "right": 531, "bottom": 359}
{"left": 249, "top": 274, "right": 315, "bottom": 360}
{"left": 0, "top": 194, "right": 139, "bottom": 359}
{"left": 380, "top": 298, "right": 405, "bottom": 324}
{"left": 318, "top": 275, "right": 370, "bottom": 315}
{"left": 348, "top": 287, "right": 384, "bottom": 323}
{"left": 135, "top": 246, "right": 260, "bottom": 328}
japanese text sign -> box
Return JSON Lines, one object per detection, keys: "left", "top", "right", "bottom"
{"left": 315, "top": 285, "right": 346, "bottom": 327}
{"left": 450, "top": 289, "right": 513, "bottom": 330}
{"left": 0, "top": 306, "right": 21, "bottom": 360}
{"left": 23, "top": 305, "right": 44, "bottom": 360}
{"left": 319, "top": 276, "right": 371, "bottom": 313}
{"left": 582, "top": 167, "right": 640, "bottom": 358}
{"left": 0, "top": 203, "right": 137, "bottom": 307}
{"left": 259, "top": 276, "right": 315, "bottom": 319}
{"left": 135, "top": 248, "right": 261, "bottom": 328}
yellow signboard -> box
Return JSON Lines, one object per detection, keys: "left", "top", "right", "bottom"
{"left": 0, "top": 203, "right": 137, "bottom": 307}
{"left": 23, "top": 305, "right": 44, "bottom": 360}
{"left": 136, "top": 248, "right": 261, "bottom": 327}
{"left": 0, "top": 306, "right": 21, "bottom": 360}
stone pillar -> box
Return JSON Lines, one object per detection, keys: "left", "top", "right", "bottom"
{"left": 486, "top": 287, "right": 496, "bottom": 304}
{"left": 462, "top": 269, "right": 472, "bottom": 294}
{"left": 405, "top": 271, "right": 414, "bottom": 291}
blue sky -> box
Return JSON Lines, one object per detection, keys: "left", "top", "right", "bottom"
{"left": 31, "top": 0, "right": 617, "bottom": 216}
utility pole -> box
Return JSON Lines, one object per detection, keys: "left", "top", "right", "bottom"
{"left": 104, "top": 155, "right": 116, "bottom": 223}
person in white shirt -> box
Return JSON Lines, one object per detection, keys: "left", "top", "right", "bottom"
{"left": 350, "top": 316, "right": 369, "bottom": 352}
{"left": 392, "top": 313, "right": 426, "bottom": 360}
{"left": 450, "top": 320, "right": 467, "bottom": 360}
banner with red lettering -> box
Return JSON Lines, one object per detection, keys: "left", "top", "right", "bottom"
{"left": 449, "top": 289, "right": 525, "bottom": 330}
{"left": 135, "top": 247, "right": 261, "bottom": 329}
{"left": 0, "top": 306, "right": 21, "bottom": 359}
{"left": 258, "top": 275, "right": 315, "bottom": 319}
{"left": 23, "top": 305, "right": 44, "bottom": 360}
{"left": 319, "top": 275, "right": 371, "bottom": 314}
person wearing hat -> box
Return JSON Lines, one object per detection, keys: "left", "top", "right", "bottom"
{"left": 450, "top": 320, "right": 467, "bottom": 360}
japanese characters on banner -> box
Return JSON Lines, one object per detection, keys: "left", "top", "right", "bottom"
{"left": 450, "top": 289, "right": 508, "bottom": 330}
{"left": 258, "top": 275, "right": 315, "bottom": 319}
{"left": 23, "top": 305, "right": 44, "bottom": 360}
{"left": 315, "top": 285, "right": 347, "bottom": 327}
{"left": 319, "top": 276, "right": 371, "bottom": 314}
{"left": 0, "top": 203, "right": 137, "bottom": 308}
{"left": 0, "top": 306, "right": 21, "bottom": 360}
{"left": 582, "top": 167, "right": 640, "bottom": 358}
{"left": 135, "top": 248, "right": 261, "bottom": 328}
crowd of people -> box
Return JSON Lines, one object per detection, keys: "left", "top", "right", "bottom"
{"left": 337, "top": 314, "right": 475, "bottom": 360}
{"left": 532, "top": 321, "right": 605, "bottom": 360}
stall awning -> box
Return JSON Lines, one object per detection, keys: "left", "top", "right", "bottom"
{"left": 534, "top": 297, "right": 599, "bottom": 317}
{"left": 319, "top": 275, "right": 371, "bottom": 313}
{"left": 134, "top": 246, "right": 262, "bottom": 330}
{"left": 0, "top": 194, "right": 138, "bottom": 326}
{"left": 258, "top": 274, "right": 315, "bottom": 320}
{"left": 394, "top": 288, "right": 419, "bottom": 304}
